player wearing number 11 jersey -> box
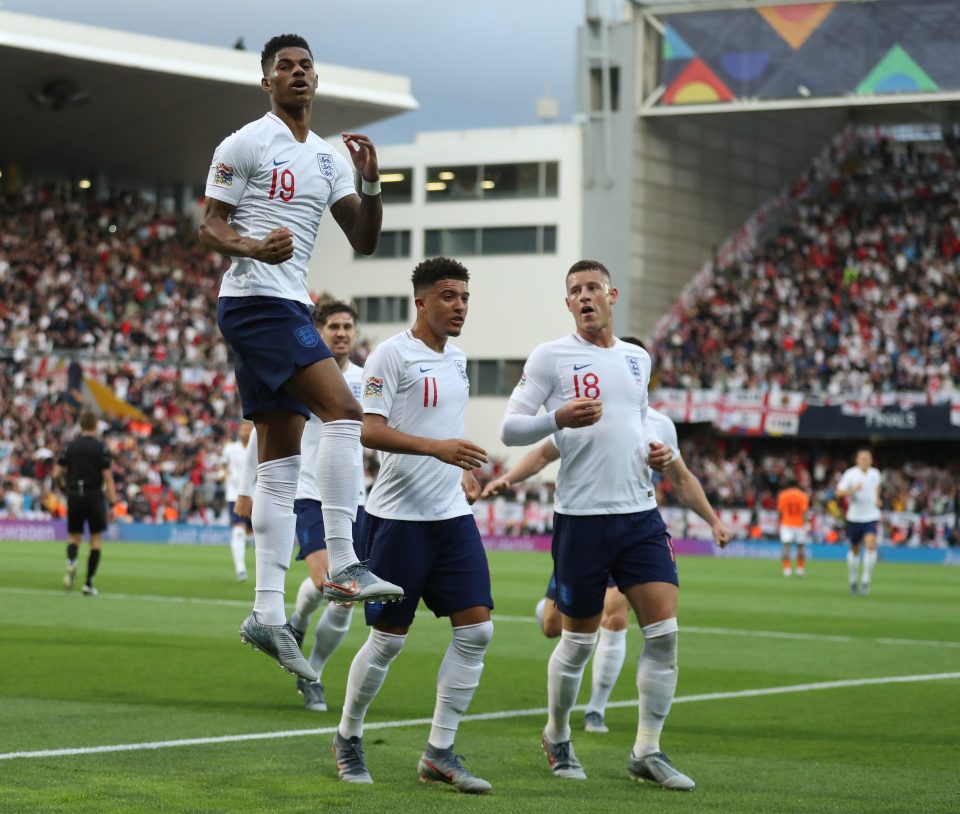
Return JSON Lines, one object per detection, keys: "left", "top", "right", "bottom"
{"left": 199, "top": 33, "right": 402, "bottom": 683}
{"left": 333, "top": 258, "right": 494, "bottom": 794}
{"left": 501, "top": 259, "right": 694, "bottom": 791}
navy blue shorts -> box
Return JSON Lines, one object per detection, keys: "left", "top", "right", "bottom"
{"left": 360, "top": 513, "right": 494, "bottom": 628}
{"left": 217, "top": 296, "right": 333, "bottom": 419}
{"left": 294, "top": 499, "right": 366, "bottom": 561}
{"left": 545, "top": 572, "right": 615, "bottom": 602}
{"left": 552, "top": 509, "right": 678, "bottom": 619}
{"left": 227, "top": 501, "right": 253, "bottom": 531}
{"left": 847, "top": 520, "right": 878, "bottom": 546}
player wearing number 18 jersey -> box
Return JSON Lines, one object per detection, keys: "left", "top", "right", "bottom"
{"left": 199, "top": 33, "right": 401, "bottom": 683}
{"left": 501, "top": 260, "right": 694, "bottom": 791}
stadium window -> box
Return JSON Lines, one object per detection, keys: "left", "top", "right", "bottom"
{"left": 425, "top": 165, "right": 479, "bottom": 200}
{"left": 481, "top": 163, "right": 540, "bottom": 199}
{"left": 355, "top": 230, "right": 411, "bottom": 260}
{"left": 544, "top": 161, "right": 559, "bottom": 196}
{"left": 467, "top": 359, "right": 529, "bottom": 395}
{"left": 426, "top": 226, "right": 557, "bottom": 257}
{"left": 354, "top": 296, "right": 409, "bottom": 324}
{"left": 590, "top": 65, "right": 620, "bottom": 112}
{"left": 424, "top": 228, "right": 480, "bottom": 256}
{"left": 379, "top": 168, "right": 413, "bottom": 204}
{"left": 480, "top": 226, "right": 539, "bottom": 255}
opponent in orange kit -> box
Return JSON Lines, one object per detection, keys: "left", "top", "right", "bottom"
{"left": 777, "top": 481, "right": 810, "bottom": 577}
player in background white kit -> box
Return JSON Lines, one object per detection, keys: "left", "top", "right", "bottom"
{"left": 485, "top": 338, "right": 731, "bottom": 736}
{"left": 501, "top": 260, "right": 695, "bottom": 790}
{"left": 199, "top": 34, "right": 402, "bottom": 682}
{"left": 333, "top": 258, "right": 494, "bottom": 794}
{"left": 221, "top": 421, "right": 254, "bottom": 581}
{"left": 835, "top": 449, "right": 882, "bottom": 596}
{"left": 287, "top": 302, "right": 368, "bottom": 712}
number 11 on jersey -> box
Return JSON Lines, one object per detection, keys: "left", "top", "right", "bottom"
{"left": 423, "top": 377, "right": 439, "bottom": 407}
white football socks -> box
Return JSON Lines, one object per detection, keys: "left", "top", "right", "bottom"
{"left": 315, "top": 420, "right": 362, "bottom": 578}
{"left": 545, "top": 629, "right": 598, "bottom": 743}
{"left": 290, "top": 577, "right": 324, "bottom": 632}
{"left": 586, "top": 626, "right": 628, "bottom": 715}
{"left": 250, "top": 456, "right": 300, "bottom": 626}
{"left": 862, "top": 548, "right": 878, "bottom": 586}
{"left": 339, "top": 629, "right": 406, "bottom": 739}
{"left": 429, "top": 621, "right": 494, "bottom": 750}
{"left": 634, "top": 617, "right": 679, "bottom": 758}
{"left": 308, "top": 602, "right": 354, "bottom": 676}
{"left": 229, "top": 525, "right": 247, "bottom": 576}
{"left": 847, "top": 549, "right": 860, "bottom": 586}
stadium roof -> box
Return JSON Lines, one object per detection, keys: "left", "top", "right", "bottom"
{"left": 0, "top": 11, "right": 418, "bottom": 187}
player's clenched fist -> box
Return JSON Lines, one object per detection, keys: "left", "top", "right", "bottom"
{"left": 555, "top": 397, "right": 603, "bottom": 429}
{"left": 252, "top": 227, "right": 294, "bottom": 264}
{"left": 430, "top": 439, "right": 488, "bottom": 470}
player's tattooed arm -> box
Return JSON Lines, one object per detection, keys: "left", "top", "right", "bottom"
{"left": 330, "top": 133, "right": 382, "bottom": 255}
{"left": 198, "top": 198, "right": 293, "bottom": 264}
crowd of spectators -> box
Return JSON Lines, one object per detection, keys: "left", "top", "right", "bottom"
{"left": 653, "top": 136, "right": 960, "bottom": 397}
{"left": 1, "top": 160, "right": 956, "bottom": 545}
{"left": 0, "top": 191, "right": 228, "bottom": 365}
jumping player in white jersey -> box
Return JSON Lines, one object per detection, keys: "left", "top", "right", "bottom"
{"left": 199, "top": 34, "right": 402, "bottom": 682}
{"left": 333, "top": 258, "right": 494, "bottom": 794}
{"left": 221, "top": 422, "right": 253, "bottom": 582}
{"left": 287, "top": 302, "right": 368, "bottom": 712}
{"left": 500, "top": 260, "right": 695, "bottom": 790}
{"left": 486, "top": 337, "right": 730, "bottom": 737}
{"left": 835, "top": 449, "right": 882, "bottom": 596}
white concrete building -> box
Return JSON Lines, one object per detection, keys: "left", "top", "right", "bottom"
{"left": 309, "top": 124, "right": 583, "bottom": 463}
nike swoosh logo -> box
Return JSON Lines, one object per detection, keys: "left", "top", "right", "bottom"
{"left": 273, "top": 158, "right": 289, "bottom": 166}
{"left": 419, "top": 366, "right": 433, "bottom": 373}
{"left": 573, "top": 364, "right": 591, "bottom": 371}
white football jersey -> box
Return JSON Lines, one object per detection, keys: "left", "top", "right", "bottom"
{"left": 510, "top": 334, "right": 655, "bottom": 515}
{"left": 222, "top": 439, "right": 249, "bottom": 502}
{"left": 837, "top": 466, "right": 882, "bottom": 522}
{"left": 205, "top": 113, "right": 356, "bottom": 305}
{"left": 297, "top": 362, "right": 365, "bottom": 506}
{"left": 546, "top": 405, "right": 681, "bottom": 471}
{"left": 362, "top": 332, "right": 472, "bottom": 521}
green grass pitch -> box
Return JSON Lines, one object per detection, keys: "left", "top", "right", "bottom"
{"left": 0, "top": 540, "right": 957, "bottom": 813}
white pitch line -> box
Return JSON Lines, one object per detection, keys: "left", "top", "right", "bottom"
{"left": 3, "top": 586, "right": 958, "bottom": 651}
{"left": 1, "top": 671, "right": 957, "bottom": 762}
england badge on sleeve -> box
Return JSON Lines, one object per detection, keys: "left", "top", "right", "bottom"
{"left": 317, "top": 153, "right": 335, "bottom": 180}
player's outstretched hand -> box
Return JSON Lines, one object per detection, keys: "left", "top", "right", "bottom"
{"left": 712, "top": 522, "right": 733, "bottom": 548}
{"left": 252, "top": 227, "right": 294, "bottom": 264}
{"left": 461, "top": 471, "right": 482, "bottom": 504}
{"left": 556, "top": 397, "right": 603, "bottom": 429}
{"left": 646, "top": 442, "right": 673, "bottom": 472}
{"left": 234, "top": 495, "right": 252, "bottom": 519}
{"left": 431, "top": 439, "right": 488, "bottom": 470}
{"left": 481, "top": 477, "right": 511, "bottom": 499}
{"left": 342, "top": 133, "right": 379, "bottom": 182}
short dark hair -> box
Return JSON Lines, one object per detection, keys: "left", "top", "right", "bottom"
{"left": 620, "top": 336, "right": 647, "bottom": 351}
{"left": 79, "top": 411, "right": 97, "bottom": 431}
{"left": 261, "top": 34, "right": 312, "bottom": 74}
{"left": 566, "top": 259, "right": 610, "bottom": 280}
{"left": 314, "top": 300, "right": 358, "bottom": 328}
{"left": 411, "top": 257, "right": 470, "bottom": 295}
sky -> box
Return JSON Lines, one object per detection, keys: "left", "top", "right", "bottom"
{"left": 2, "top": 0, "right": 586, "bottom": 144}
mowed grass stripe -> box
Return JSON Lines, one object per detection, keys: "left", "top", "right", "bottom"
{"left": 3, "top": 671, "right": 957, "bottom": 762}
{"left": 3, "top": 584, "right": 959, "bottom": 650}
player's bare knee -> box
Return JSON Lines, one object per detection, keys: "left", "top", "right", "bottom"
{"left": 601, "top": 609, "right": 629, "bottom": 631}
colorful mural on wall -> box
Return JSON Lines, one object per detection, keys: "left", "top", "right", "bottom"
{"left": 657, "top": 1, "right": 959, "bottom": 106}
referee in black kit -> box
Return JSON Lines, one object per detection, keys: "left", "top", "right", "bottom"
{"left": 54, "top": 411, "right": 118, "bottom": 596}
